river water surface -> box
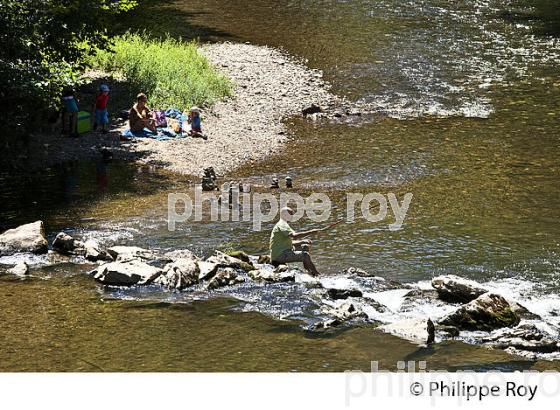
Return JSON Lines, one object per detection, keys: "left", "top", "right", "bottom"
{"left": 1, "top": 0, "right": 560, "bottom": 371}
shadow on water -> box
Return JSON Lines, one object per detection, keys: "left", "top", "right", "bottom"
{"left": 499, "top": 0, "right": 560, "bottom": 36}
{"left": 116, "top": 0, "right": 236, "bottom": 41}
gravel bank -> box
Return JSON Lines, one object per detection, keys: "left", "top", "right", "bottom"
{"left": 127, "top": 42, "right": 343, "bottom": 176}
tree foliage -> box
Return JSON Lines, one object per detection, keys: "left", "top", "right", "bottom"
{"left": 0, "top": 0, "right": 137, "bottom": 124}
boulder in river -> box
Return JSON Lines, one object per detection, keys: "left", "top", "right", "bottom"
{"left": 52, "top": 232, "right": 85, "bottom": 255}
{"left": 326, "top": 288, "right": 363, "bottom": 300}
{"left": 206, "top": 267, "right": 244, "bottom": 290}
{"left": 92, "top": 260, "right": 162, "bottom": 286}
{"left": 438, "top": 293, "right": 520, "bottom": 331}
{"left": 197, "top": 261, "right": 220, "bottom": 281}
{"left": 206, "top": 250, "right": 254, "bottom": 271}
{"left": 322, "top": 302, "right": 367, "bottom": 321}
{"left": 8, "top": 261, "right": 29, "bottom": 277}
{"left": 482, "top": 324, "right": 560, "bottom": 354}
{"left": 248, "top": 265, "right": 296, "bottom": 283}
{"left": 378, "top": 318, "right": 436, "bottom": 344}
{"left": 107, "top": 246, "right": 156, "bottom": 262}
{"left": 0, "top": 221, "right": 48, "bottom": 256}
{"left": 156, "top": 258, "right": 200, "bottom": 290}
{"left": 431, "top": 274, "right": 488, "bottom": 303}
{"left": 84, "top": 239, "right": 113, "bottom": 262}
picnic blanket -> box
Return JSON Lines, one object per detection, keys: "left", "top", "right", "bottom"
{"left": 121, "top": 127, "right": 187, "bottom": 141}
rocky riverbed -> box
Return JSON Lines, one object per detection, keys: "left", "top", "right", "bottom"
{"left": 2, "top": 220, "right": 560, "bottom": 361}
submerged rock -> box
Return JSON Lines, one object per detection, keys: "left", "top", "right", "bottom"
{"left": 438, "top": 293, "right": 520, "bottom": 331}
{"left": 8, "top": 261, "right": 29, "bottom": 277}
{"left": 156, "top": 258, "right": 200, "bottom": 290}
{"left": 378, "top": 318, "right": 436, "bottom": 344}
{"left": 326, "top": 288, "right": 363, "bottom": 300}
{"left": 0, "top": 221, "right": 48, "bottom": 256}
{"left": 431, "top": 274, "right": 487, "bottom": 303}
{"left": 206, "top": 267, "right": 245, "bottom": 290}
{"left": 92, "top": 260, "right": 162, "bottom": 286}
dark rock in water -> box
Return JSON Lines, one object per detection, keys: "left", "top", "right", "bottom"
{"left": 84, "top": 239, "right": 112, "bottom": 262}
{"left": 156, "top": 258, "right": 200, "bottom": 290}
{"left": 438, "top": 293, "right": 520, "bottom": 331}
{"left": 224, "top": 250, "right": 251, "bottom": 263}
{"left": 432, "top": 274, "right": 487, "bottom": 303}
{"left": 206, "top": 250, "right": 254, "bottom": 272}
{"left": 378, "top": 318, "right": 436, "bottom": 345}
{"left": 326, "top": 288, "right": 363, "bottom": 300}
{"left": 482, "top": 324, "right": 560, "bottom": 354}
{"left": 258, "top": 254, "right": 271, "bottom": 265}
{"left": 206, "top": 267, "right": 244, "bottom": 290}
{"left": 52, "top": 232, "right": 87, "bottom": 256}
{"left": 92, "top": 260, "right": 162, "bottom": 287}
{"left": 8, "top": 261, "right": 29, "bottom": 277}
{"left": 302, "top": 104, "right": 322, "bottom": 116}
{"left": 436, "top": 325, "right": 460, "bottom": 338}
{"left": 0, "top": 221, "right": 48, "bottom": 256}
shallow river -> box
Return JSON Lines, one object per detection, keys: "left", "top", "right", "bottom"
{"left": 1, "top": 0, "right": 560, "bottom": 371}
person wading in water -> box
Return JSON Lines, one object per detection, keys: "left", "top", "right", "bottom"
{"left": 269, "top": 207, "right": 340, "bottom": 276}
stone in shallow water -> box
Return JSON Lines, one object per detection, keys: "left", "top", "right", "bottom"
{"left": 92, "top": 260, "right": 162, "bottom": 287}
{"left": 0, "top": 221, "right": 48, "bottom": 256}
{"left": 438, "top": 293, "right": 520, "bottom": 331}
{"left": 84, "top": 239, "right": 112, "bottom": 262}
{"left": 206, "top": 267, "right": 245, "bottom": 290}
{"left": 156, "top": 258, "right": 200, "bottom": 290}
{"left": 326, "top": 288, "right": 363, "bottom": 300}
{"left": 482, "top": 324, "right": 560, "bottom": 354}
{"left": 8, "top": 261, "right": 29, "bottom": 277}
{"left": 431, "top": 274, "right": 487, "bottom": 303}
{"left": 197, "top": 261, "right": 219, "bottom": 281}
{"left": 248, "top": 265, "right": 296, "bottom": 283}
{"left": 52, "top": 232, "right": 84, "bottom": 255}
{"left": 206, "top": 250, "right": 254, "bottom": 271}
{"left": 107, "top": 246, "right": 156, "bottom": 262}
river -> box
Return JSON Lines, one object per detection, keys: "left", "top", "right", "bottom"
{"left": 1, "top": 0, "right": 559, "bottom": 371}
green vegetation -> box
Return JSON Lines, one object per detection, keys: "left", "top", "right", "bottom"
{"left": 0, "top": 0, "right": 137, "bottom": 124}
{"left": 87, "top": 33, "right": 232, "bottom": 110}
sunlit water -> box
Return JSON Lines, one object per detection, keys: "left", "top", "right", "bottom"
{"left": 1, "top": 0, "right": 560, "bottom": 370}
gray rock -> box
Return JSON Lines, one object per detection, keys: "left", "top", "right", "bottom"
{"left": 52, "top": 232, "right": 84, "bottom": 255}
{"left": 92, "top": 260, "right": 162, "bottom": 286}
{"left": 248, "top": 265, "right": 296, "bottom": 283}
{"left": 197, "top": 261, "right": 220, "bottom": 281}
{"left": 482, "top": 324, "right": 560, "bottom": 354}
{"left": 438, "top": 293, "right": 520, "bottom": 331}
{"left": 432, "top": 274, "right": 487, "bottom": 303}
{"left": 378, "top": 318, "right": 436, "bottom": 344}
{"left": 295, "top": 272, "right": 322, "bottom": 288}
{"left": 84, "top": 239, "right": 112, "bottom": 262}
{"left": 322, "top": 302, "right": 367, "bottom": 321}
{"left": 206, "top": 250, "right": 254, "bottom": 271}
{"left": 206, "top": 267, "right": 245, "bottom": 290}
{"left": 156, "top": 258, "right": 200, "bottom": 290}
{"left": 163, "top": 249, "right": 200, "bottom": 261}
{"left": 8, "top": 261, "right": 29, "bottom": 276}
{"left": 107, "top": 246, "right": 156, "bottom": 262}
{"left": 0, "top": 221, "right": 48, "bottom": 256}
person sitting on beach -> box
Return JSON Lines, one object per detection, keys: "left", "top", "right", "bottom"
{"left": 129, "top": 93, "right": 156, "bottom": 133}
{"left": 92, "top": 84, "right": 110, "bottom": 134}
{"left": 187, "top": 106, "right": 206, "bottom": 139}
{"left": 269, "top": 207, "right": 340, "bottom": 276}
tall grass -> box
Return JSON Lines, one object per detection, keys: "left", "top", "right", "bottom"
{"left": 88, "top": 33, "right": 232, "bottom": 109}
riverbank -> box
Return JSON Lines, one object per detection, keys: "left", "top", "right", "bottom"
{"left": 11, "top": 42, "right": 348, "bottom": 177}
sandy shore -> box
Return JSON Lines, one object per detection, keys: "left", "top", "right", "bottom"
{"left": 128, "top": 42, "right": 342, "bottom": 176}
{"left": 12, "top": 42, "right": 351, "bottom": 177}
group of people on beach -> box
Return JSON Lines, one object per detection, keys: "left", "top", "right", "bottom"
{"left": 61, "top": 87, "right": 203, "bottom": 138}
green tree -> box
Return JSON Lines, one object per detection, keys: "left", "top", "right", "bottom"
{"left": 0, "top": 0, "right": 137, "bottom": 127}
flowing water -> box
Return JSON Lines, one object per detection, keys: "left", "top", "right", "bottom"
{"left": 1, "top": 0, "right": 560, "bottom": 371}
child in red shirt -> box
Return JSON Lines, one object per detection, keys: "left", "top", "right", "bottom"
{"left": 93, "top": 84, "right": 110, "bottom": 133}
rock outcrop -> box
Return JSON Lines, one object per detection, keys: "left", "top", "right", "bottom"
{"left": 482, "top": 324, "right": 560, "bottom": 354}
{"left": 155, "top": 258, "right": 200, "bottom": 290}
{"left": 92, "top": 260, "right": 162, "bottom": 286}
{"left": 0, "top": 221, "right": 48, "bottom": 256}
{"left": 431, "top": 274, "right": 488, "bottom": 303}
{"left": 378, "top": 318, "right": 436, "bottom": 344}
{"left": 438, "top": 293, "right": 520, "bottom": 331}
{"left": 206, "top": 267, "right": 244, "bottom": 290}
